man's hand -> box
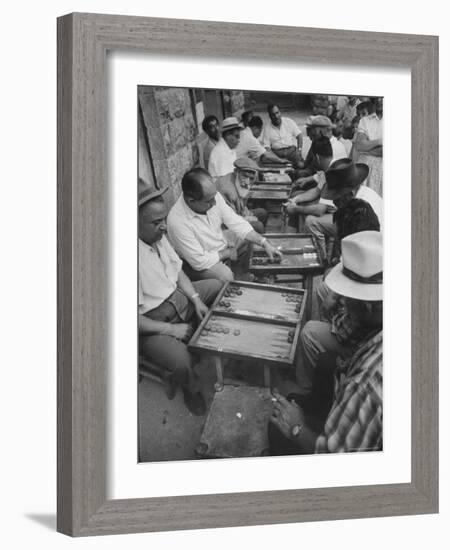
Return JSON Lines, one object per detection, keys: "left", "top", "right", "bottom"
{"left": 326, "top": 204, "right": 337, "bottom": 214}
{"left": 263, "top": 240, "right": 283, "bottom": 261}
{"left": 270, "top": 390, "right": 305, "bottom": 440}
{"left": 170, "top": 323, "right": 194, "bottom": 342}
{"left": 193, "top": 298, "right": 209, "bottom": 320}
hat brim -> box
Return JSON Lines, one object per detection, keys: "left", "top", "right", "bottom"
{"left": 325, "top": 261, "right": 383, "bottom": 301}
{"left": 321, "top": 163, "right": 369, "bottom": 200}
{"left": 138, "top": 186, "right": 168, "bottom": 207}
{"left": 222, "top": 124, "right": 244, "bottom": 132}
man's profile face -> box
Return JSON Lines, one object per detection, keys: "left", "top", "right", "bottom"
{"left": 206, "top": 118, "right": 220, "bottom": 141}
{"left": 269, "top": 106, "right": 282, "bottom": 127}
{"left": 224, "top": 129, "right": 241, "bottom": 150}
{"left": 138, "top": 199, "right": 168, "bottom": 245}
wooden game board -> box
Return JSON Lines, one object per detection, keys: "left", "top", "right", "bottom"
{"left": 249, "top": 233, "right": 325, "bottom": 275}
{"left": 251, "top": 183, "right": 291, "bottom": 192}
{"left": 257, "top": 172, "right": 292, "bottom": 184}
{"left": 188, "top": 281, "right": 306, "bottom": 368}
{"left": 247, "top": 187, "right": 290, "bottom": 201}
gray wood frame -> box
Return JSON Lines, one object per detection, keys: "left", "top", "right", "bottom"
{"left": 57, "top": 12, "right": 439, "bottom": 537}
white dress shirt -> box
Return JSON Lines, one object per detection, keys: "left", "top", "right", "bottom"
{"left": 263, "top": 117, "right": 301, "bottom": 149}
{"left": 235, "top": 127, "right": 266, "bottom": 160}
{"left": 208, "top": 138, "right": 237, "bottom": 179}
{"left": 138, "top": 236, "right": 182, "bottom": 314}
{"left": 330, "top": 136, "right": 348, "bottom": 161}
{"left": 167, "top": 193, "right": 253, "bottom": 271}
{"left": 357, "top": 113, "right": 383, "bottom": 140}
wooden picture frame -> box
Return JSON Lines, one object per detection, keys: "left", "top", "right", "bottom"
{"left": 57, "top": 12, "right": 438, "bottom": 536}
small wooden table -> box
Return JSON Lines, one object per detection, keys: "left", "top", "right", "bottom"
{"left": 188, "top": 281, "right": 307, "bottom": 389}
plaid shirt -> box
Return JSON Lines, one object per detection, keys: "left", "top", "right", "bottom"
{"left": 331, "top": 308, "right": 374, "bottom": 349}
{"left": 315, "top": 330, "right": 383, "bottom": 453}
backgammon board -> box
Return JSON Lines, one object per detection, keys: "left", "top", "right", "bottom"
{"left": 188, "top": 281, "right": 306, "bottom": 367}
{"left": 249, "top": 233, "right": 326, "bottom": 275}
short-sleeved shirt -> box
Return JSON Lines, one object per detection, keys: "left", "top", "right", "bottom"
{"left": 202, "top": 137, "right": 218, "bottom": 169}
{"left": 167, "top": 193, "right": 253, "bottom": 271}
{"left": 357, "top": 113, "right": 383, "bottom": 141}
{"left": 208, "top": 138, "right": 237, "bottom": 179}
{"left": 263, "top": 117, "right": 301, "bottom": 150}
{"left": 235, "top": 127, "right": 266, "bottom": 160}
{"left": 138, "top": 236, "right": 182, "bottom": 314}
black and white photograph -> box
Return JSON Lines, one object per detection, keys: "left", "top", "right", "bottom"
{"left": 138, "top": 86, "right": 383, "bottom": 462}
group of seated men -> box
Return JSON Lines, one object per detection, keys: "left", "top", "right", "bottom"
{"left": 139, "top": 104, "right": 383, "bottom": 454}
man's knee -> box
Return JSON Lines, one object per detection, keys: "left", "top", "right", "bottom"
{"left": 249, "top": 220, "right": 264, "bottom": 234}
{"left": 210, "top": 262, "right": 234, "bottom": 282}
{"left": 193, "top": 278, "right": 223, "bottom": 305}
{"left": 305, "top": 214, "right": 319, "bottom": 231}
{"left": 301, "top": 321, "right": 328, "bottom": 354}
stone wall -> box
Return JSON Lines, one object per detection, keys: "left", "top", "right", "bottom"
{"left": 139, "top": 86, "right": 199, "bottom": 207}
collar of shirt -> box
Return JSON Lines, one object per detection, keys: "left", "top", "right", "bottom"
{"left": 180, "top": 194, "right": 216, "bottom": 223}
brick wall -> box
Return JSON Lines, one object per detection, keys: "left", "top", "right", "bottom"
{"left": 139, "top": 86, "right": 199, "bottom": 208}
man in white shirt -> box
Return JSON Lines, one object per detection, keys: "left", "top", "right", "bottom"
{"left": 208, "top": 117, "right": 242, "bottom": 179}
{"left": 167, "top": 167, "right": 282, "bottom": 282}
{"left": 138, "top": 182, "right": 222, "bottom": 416}
{"left": 354, "top": 98, "right": 383, "bottom": 196}
{"left": 263, "top": 104, "right": 303, "bottom": 168}
{"left": 235, "top": 125, "right": 290, "bottom": 166}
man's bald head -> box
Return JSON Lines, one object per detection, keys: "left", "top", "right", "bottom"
{"left": 181, "top": 167, "right": 217, "bottom": 214}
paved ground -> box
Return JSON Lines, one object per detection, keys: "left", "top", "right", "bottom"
{"left": 138, "top": 105, "right": 319, "bottom": 463}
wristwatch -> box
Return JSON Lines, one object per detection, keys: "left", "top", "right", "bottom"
{"left": 291, "top": 424, "right": 304, "bottom": 438}
{"left": 260, "top": 237, "right": 268, "bottom": 246}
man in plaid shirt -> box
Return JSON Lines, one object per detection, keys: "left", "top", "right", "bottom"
{"left": 270, "top": 231, "right": 383, "bottom": 454}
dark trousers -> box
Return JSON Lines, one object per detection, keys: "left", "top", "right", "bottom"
{"left": 139, "top": 279, "right": 222, "bottom": 385}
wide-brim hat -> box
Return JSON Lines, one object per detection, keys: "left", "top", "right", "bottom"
{"left": 325, "top": 230, "right": 383, "bottom": 301}
{"left": 321, "top": 158, "right": 369, "bottom": 200}
{"left": 306, "top": 115, "right": 335, "bottom": 129}
{"left": 138, "top": 181, "right": 168, "bottom": 207}
{"left": 234, "top": 156, "right": 259, "bottom": 173}
{"left": 221, "top": 116, "right": 244, "bottom": 133}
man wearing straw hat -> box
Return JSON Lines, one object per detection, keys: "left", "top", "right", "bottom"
{"left": 269, "top": 231, "right": 383, "bottom": 454}
{"left": 138, "top": 180, "right": 222, "bottom": 416}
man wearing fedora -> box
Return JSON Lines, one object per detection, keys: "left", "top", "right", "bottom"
{"left": 167, "top": 167, "right": 282, "bottom": 283}
{"left": 138, "top": 180, "right": 222, "bottom": 416}
{"left": 216, "top": 156, "right": 268, "bottom": 234}
{"left": 208, "top": 116, "right": 243, "bottom": 179}
{"left": 284, "top": 136, "right": 340, "bottom": 232}
{"left": 269, "top": 231, "right": 383, "bottom": 454}
{"left": 262, "top": 104, "right": 304, "bottom": 168}
{"left": 298, "top": 158, "right": 382, "bottom": 259}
